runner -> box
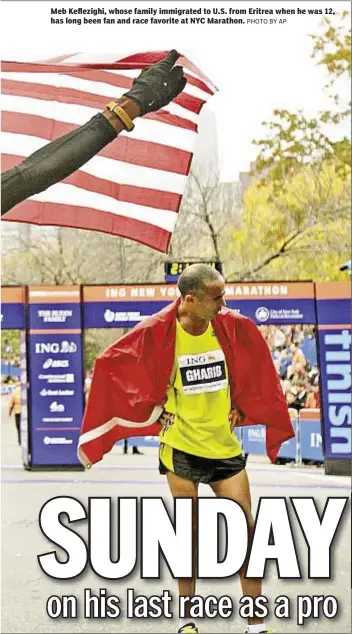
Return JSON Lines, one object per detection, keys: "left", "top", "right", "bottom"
{"left": 158, "top": 265, "right": 274, "bottom": 634}
{"left": 79, "top": 264, "right": 293, "bottom": 634}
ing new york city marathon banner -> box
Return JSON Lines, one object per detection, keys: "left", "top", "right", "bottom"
{"left": 1, "top": 281, "right": 350, "bottom": 467}
{"left": 83, "top": 280, "right": 317, "bottom": 327}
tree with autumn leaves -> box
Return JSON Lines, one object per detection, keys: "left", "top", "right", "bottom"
{"left": 230, "top": 11, "right": 351, "bottom": 282}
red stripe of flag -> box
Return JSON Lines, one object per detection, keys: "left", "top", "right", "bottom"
{"left": 2, "top": 79, "right": 197, "bottom": 131}
{"left": 61, "top": 69, "right": 133, "bottom": 89}
{"left": 173, "top": 92, "right": 205, "bottom": 114}
{"left": 1, "top": 154, "right": 182, "bottom": 212}
{"left": 184, "top": 72, "right": 213, "bottom": 95}
{"left": 2, "top": 52, "right": 216, "bottom": 253}
{"left": 1, "top": 60, "right": 215, "bottom": 96}
{"left": 3, "top": 200, "right": 171, "bottom": 252}
{"left": 74, "top": 70, "right": 205, "bottom": 113}
{"left": 2, "top": 112, "right": 192, "bottom": 175}
{"left": 60, "top": 70, "right": 205, "bottom": 114}
{"left": 114, "top": 51, "right": 217, "bottom": 89}
{"left": 1, "top": 57, "right": 215, "bottom": 95}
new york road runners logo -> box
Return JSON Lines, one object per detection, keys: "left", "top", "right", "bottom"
{"left": 255, "top": 306, "right": 270, "bottom": 323}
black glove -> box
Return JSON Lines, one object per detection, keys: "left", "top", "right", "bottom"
{"left": 123, "top": 50, "right": 187, "bottom": 116}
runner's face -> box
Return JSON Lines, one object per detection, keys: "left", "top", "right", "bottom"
{"left": 194, "top": 280, "right": 226, "bottom": 319}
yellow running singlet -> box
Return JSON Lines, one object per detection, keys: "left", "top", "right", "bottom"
{"left": 161, "top": 320, "right": 242, "bottom": 459}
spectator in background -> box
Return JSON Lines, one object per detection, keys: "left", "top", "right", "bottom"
{"left": 279, "top": 371, "right": 292, "bottom": 398}
{"left": 8, "top": 380, "right": 22, "bottom": 445}
{"left": 259, "top": 324, "right": 320, "bottom": 411}
{"left": 289, "top": 342, "right": 307, "bottom": 377}
{"left": 84, "top": 371, "right": 93, "bottom": 402}
{"left": 289, "top": 379, "right": 309, "bottom": 411}
{"left": 308, "top": 364, "right": 319, "bottom": 386}
{"left": 306, "top": 384, "right": 321, "bottom": 409}
{"left": 123, "top": 439, "right": 143, "bottom": 456}
{"left": 292, "top": 325, "right": 304, "bottom": 344}
{"left": 272, "top": 326, "right": 286, "bottom": 349}
{"left": 3, "top": 375, "right": 15, "bottom": 385}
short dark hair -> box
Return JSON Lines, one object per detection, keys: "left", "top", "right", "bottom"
{"left": 178, "top": 264, "right": 222, "bottom": 298}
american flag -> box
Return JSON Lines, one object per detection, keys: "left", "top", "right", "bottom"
{"left": 1, "top": 51, "right": 217, "bottom": 253}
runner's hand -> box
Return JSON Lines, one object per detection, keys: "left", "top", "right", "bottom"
{"left": 158, "top": 410, "right": 175, "bottom": 429}
{"left": 229, "top": 408, "right": 245, "bottom": 432}
{"left": 123, "top": 50, "right": 187, "bottom": 115}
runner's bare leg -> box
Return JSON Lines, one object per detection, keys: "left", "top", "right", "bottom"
{"left": 166, "top": 471, "right": 198, "bottom": 619}
{"left": 210, "top": 469, "right": 264, "bottom": 627}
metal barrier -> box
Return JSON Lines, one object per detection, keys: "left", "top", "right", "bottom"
{"left": 299, "top": 409, "right": 324, "bottom": 463}
{"left": 118, "top": 426, "right": 243, "bottom": 449}
{"left": 277, "top": 410, "right": 299, "bottom": 462}
{"left": 117, "top": 411, "right": 324, "bottom": 465}
{"left": 242, "top": 408, "right": 323, "bottom": 465}
{"left": 242, "top": 424, "right": 266, "bottom": 456}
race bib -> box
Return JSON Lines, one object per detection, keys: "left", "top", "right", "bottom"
{"left": 178, "top": 349, "right": 227, "bottom": 395}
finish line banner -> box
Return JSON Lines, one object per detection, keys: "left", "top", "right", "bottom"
{"left": 27, "top": 286, "right": 84, "bottom": 467}
{"left": 316, "top": 282, "right": 351, "bottom": 461}
{"left": 83, "top": 281, "right": 316, "bottom": 328}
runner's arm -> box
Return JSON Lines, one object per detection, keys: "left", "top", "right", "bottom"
{"left": 1, "top": 98, "right": 139, "bottom": 215}
{"left": 1, "top": 50, "right": 186, "bottom": 215}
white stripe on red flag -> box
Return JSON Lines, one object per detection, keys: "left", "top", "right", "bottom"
{"left": 1, "top": 51, "right": 217, "bottom": 253}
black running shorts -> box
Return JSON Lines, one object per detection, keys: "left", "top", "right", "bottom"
{"left": 159, "top": 443, "right": 246, "bottom": 484}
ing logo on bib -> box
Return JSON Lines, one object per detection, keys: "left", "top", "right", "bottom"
{"left": 178, "top": 349, "right": 227, "bottom": 395}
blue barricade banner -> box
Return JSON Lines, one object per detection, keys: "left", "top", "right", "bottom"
{"left": 1, "top": 287, "right": 25, "bottom": 330}
{"left": 277, "top": 412, "right": 298, "bottom": 460}
{"left": 117, "top": 428, "right": 242, "bottom": 450}
{"left": 299, "top": 409, "right": 324, "bottom": 462}
{"left": 242, "top": 416, "right": 297, "bottom": 460}
{"left": 118, "top": 436, "right": 160, "bottom": 448}
{"left": 242, "top": 425, "right": 266, "bottom": 455}
{"left": 27, "top": 286, "right": 84, "bottom": 467}
{"left": 1, "top": 362, "right": 20, "bottom": 377}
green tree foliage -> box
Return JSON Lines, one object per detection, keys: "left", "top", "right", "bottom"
{"left": 1, "top": 330, "right": 20, "bottom": 359}
{"left": 228, "top": 161, "right": 351, "bottom": 281}
{"left": 83, "top": 329, "right": 124, "bottom": 372}
{"left": 229, "top": 12, "right": 351, "bottom": 281}
{"left": 253, "top": 12, "right": 351, "bottom": 187}
{"left": 311, "top": 11, "right": 351, "bottom": 88}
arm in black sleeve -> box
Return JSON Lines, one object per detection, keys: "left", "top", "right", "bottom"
{"left": 1, "top": 50, "right": 187, "bottom": 216}
{"left": 1, "top": 113, "right": 117, "bottom": 215}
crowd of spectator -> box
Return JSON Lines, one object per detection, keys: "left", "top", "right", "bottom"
{"left": 258, "top": 324, "right": 321, "bottom": 411}
{"left": 2, "top": 327, "right": 321, "bottom": 413}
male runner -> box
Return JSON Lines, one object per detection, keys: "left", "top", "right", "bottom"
{"left": 158, "top": 265, "right": 273, "bottom": 634}
{"left": 79, "top": 265, "right": 292, "bottom": 633}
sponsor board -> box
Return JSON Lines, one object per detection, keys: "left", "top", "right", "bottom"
{"left": 28, "top": 332, "right": 84, "bottom": 466}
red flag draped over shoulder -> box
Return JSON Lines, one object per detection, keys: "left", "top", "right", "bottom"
{"left": 78, "top": 301, "right": 294, "bottom": 467}
{"left": 1, "top": 51, "right": 217, "bottom": 253}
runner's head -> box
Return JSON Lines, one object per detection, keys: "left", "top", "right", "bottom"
{"left": 178, "top": 264, "right": 226, "bottom": 320}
